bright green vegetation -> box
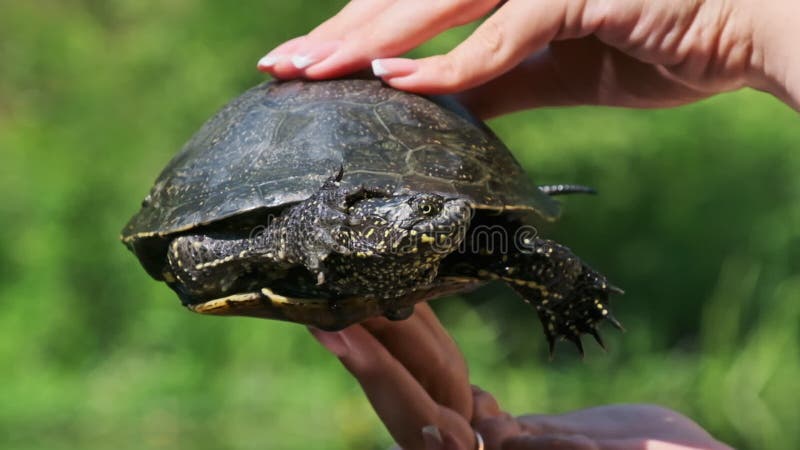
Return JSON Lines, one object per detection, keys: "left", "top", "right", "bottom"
{"left": 1, "top": 2, "right": 798, "bottom": 449}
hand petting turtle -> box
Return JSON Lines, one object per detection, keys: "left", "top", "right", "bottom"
{"left": 310, "top": 304, "right": 732, "bottom": 450}
{"left": 258, "top": 0, "right": 800, "bottom": 114}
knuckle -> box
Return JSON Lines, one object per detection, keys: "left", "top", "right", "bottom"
{"left": 473, "top": 19, "right": 505, "bottom": 56}
{"left": 434, "top": 56, "right": 467, "bottom": 90}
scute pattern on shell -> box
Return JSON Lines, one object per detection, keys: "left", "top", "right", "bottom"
{"left": 123, "top": 79, "right": 559, "bottom": 243}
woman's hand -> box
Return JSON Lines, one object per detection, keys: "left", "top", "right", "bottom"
{"left": 257, "top": 0, "right": 799, "bottom": 116}
{"left": 309, "top": 303, "right": 477, "bottom": 450}
{"left": 477, "top": 402, "right": 733, "bottom": 450}
{"left": 310, "top": 304, "right": 731, "bottom": 450}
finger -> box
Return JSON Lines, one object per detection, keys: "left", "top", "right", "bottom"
{"left": 501, "top": 434, "right": 599, "bottom": 450}
{"left": 309, "top": 325, "right": 474, "bottom": 450}
{"left": 307, "top": 0, "right": 396, "bottom": 40}
{"left": 361, "top": 304, "right": 472, "bottom": 419}
{"left": 260, "top": 0, "right": 394, "bottom": 77}
{"left": 455, "top": 37, "right": 706, "bottom": 118}
{"left": 375, "top": 0, "right": 576, "bottom": 93}
{"left": 256, "top": 36, "right": 307, "bottom": 74}
{"left": 471, "top": 385, "right": 507, "bottom": 420}
{"left": 469, "top": 386, "right": 523, "bottom": 450}
{"left": 421, "top": 426, "right": 469, "bottom": 450}
{"left": 303, "top": 0, "right": 501, "bottom": 79}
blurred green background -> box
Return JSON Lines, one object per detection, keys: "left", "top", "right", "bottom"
{"left": 1, "top": 1, "right": 798, "bottom": 449}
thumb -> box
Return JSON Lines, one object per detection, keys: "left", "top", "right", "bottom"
{"left": 458, "top": 37, "right": 705, "bottom": 119}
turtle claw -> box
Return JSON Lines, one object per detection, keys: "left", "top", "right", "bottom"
{"left": 547, "top": 337, "right": 557, "bottom": 361}
{"left": 568, "top": 335, "right": 585, "bottom": 358}
{"left": 589, "top": 328, "right": 606, "bottom": 351}
{"left": 605, "top": 313, "right": 625, "bottom": 331}
{"left": 607, "top": 283, "right": 625, "bottom": 295}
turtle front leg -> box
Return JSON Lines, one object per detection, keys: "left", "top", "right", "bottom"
{"left": 445, "top": 238, "right": 623, "bottom": 356}
{"left": 165, "top": 170, "right": 396, "bottom": 303}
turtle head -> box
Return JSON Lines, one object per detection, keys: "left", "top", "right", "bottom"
{"left": 324, "top": 193, "right": 472, "bottom": 299}
{"left": 345, "top": 193, "right": 472, "bottom": 258}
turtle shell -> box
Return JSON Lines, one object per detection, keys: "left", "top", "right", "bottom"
{"left": 122, "top": 78, "right": 560, "bottom": 278}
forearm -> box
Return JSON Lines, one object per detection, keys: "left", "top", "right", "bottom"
{"left": 745, "top": 0, "right": 800, "bottom": 110}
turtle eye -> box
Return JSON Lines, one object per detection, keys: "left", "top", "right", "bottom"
{"left": 415, "top": 196, "right": 443, "bottom": 216}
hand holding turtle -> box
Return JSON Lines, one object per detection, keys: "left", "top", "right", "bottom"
{"left": 309, "top": 303, "right": 478, "bottom": 450}
{"left": 310, "top": 304, "right": 732, "bottom": 450}
{"left": 258, "top": 0, "right": 799, "bottom": 115}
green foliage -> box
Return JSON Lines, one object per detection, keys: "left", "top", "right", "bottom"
{"left": 1, "top": 1, "right": 798, "bottom": 449}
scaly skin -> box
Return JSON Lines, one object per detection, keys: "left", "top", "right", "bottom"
{"left": 167, "top": 173, "right": 472, "bottom": 305}
{"left": 167, "top": 174, "right": 621, "bottom": 355}
{"left": 441, "top": 235, "right": 622, "bottom": 356}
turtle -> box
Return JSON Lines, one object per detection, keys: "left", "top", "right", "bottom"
{"left": 121, "top": 78, "right": 623, "bottom": 355}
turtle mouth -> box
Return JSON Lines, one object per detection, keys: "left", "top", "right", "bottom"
{"left": 409, "top": 198, "right": 472, "bottom": 232}
{"left": 403, "top": 199, "right": 471, "bottom": 254}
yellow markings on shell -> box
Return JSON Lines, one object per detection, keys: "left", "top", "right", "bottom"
{"left": 162, "top": 272, "right": 176, "bottom": 283}
{"left": 410, "top": 230, "right": 418, "bottom": 236}
{"left": 420, "top": 234, "right": 435, "bottom": 244}
{"left": 365, "top": 228, "right": 375, "bottom": 238}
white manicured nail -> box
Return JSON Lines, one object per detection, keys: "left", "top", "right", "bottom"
{"left": 291, "top": 54, "right": 314, "bottom": 69}
{"left": 257, "top": 54, "right": 280, "bottom": 68}
{"left": 372, "top": 59, "right": 389, "bottom": 76}
{"left": 370, "top": 58, "right": 418, "bottom": 78}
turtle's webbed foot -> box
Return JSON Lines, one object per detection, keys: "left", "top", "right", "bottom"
{"left": 514, "top": 270, "right": 624, "bottom": 357}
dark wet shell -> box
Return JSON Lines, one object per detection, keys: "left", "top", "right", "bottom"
{"left": 122, "top": 79, "right": 559, "bottom": 274}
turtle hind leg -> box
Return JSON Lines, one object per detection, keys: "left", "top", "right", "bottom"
{"left": 511, "top": 269, "right": 623, "bottom": 357}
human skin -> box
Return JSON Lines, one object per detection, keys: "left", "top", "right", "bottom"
{"left": 257, "top": 0, "right": 799, "bottom": 115}
{"left": 309, "top": 304, "right": 732, "bottom": 450}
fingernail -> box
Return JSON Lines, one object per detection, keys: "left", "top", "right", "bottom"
{"left": 257, "top": 36, "right": 308, "bottom": 70}
{"left": 421, "top": 425, "right": 444, "bottom": 450}
{"left": 257, "top": 53, "right": 281, "bottom": 69}
{"left": 308, "top": 327, "right": 350, "bottom": 357}
{"left": 371, "top": 58, "right": 418, "bottom": 78}
{"left": 291, "top": 41, "right": 340, "bottom": 70}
